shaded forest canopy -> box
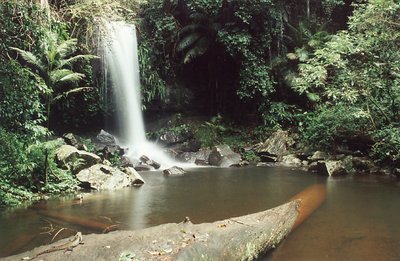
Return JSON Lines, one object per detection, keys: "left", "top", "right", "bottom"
{"left": 1, "top": 0, "right": 400, "bottom": 206}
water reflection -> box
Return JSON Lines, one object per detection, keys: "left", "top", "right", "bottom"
{"left": 1, "top": 167, "right": 399, "bottom": 260}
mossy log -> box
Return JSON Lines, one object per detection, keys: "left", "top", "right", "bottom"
{"left": 5, "top": 185, "right": 326, "bottom": 261}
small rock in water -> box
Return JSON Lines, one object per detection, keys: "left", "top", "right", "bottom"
{"left": 163, "top": 166, "right": 186, "bottom": 176}
{"left": 140, "top": 155, "right": 161, "bottom": 169}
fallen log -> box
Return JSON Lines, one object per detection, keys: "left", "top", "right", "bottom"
{"left": 6, "top": 184, "right": 326, "bottom": 261}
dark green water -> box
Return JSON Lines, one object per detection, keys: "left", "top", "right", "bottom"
{"left": 0, "top": 166, "right": 399, "bottom": 260}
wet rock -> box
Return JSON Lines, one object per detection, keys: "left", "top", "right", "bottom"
{"left": 195, "top": 159, "right": 208, "bottom": 166}
{"left": 309, "top": 151, "right": 328, "bottom": 162}
{"left": 256, "top": 162, "right": 276, "bottom": 167}
{"left": 230, "top": 160, "right": 250, "bottom": 167}
{"left": 352, "top": 157, "right": 375, "bottom": 173}
{"left": 139, "top": 155, "right": 161, "bottom": 169}
{"left": 307, "top": 161, "right": 326, "bottom": 173}
{"left": 208, "top": 145, "right": 241, "bottom": 167}
{"left": 159, "top": 130, "right": 192, "bottom": 146}
{"left": 163, "top": 166, "right": 186, "bottom": 176}
{"left": 134, "top": 164, "right": 153, "bottom": 171}
{"left": 122, "top": 167, "right": 145, "bottom": 186}
{"left": 76, "top": 164, "right": 135, "bottom": 190}
{"left": 324, "top": 160, "right": 348, "bottom": 176}
{"left": 254, "top": 130, "right": 289, "bottom": 162}
{"left": 281, "top": 154, "right": 302, "bottom": 167}
{"left": 95, "top": 129, "right": 116, "bottom": 145}
{"left": 55, "top": 145, "right": 101, "bottom": 174}
{"left": 176, "top": 152, "right": 197, "bottom": 163}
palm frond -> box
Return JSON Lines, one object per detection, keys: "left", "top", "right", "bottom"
{"left": 53, "top": 87, "right": 93, "bottom": 102}
{"left": 59, "top": 72, "right": 85, "bottom": 83}
{"left": 50, "top": 69, "right": 74, "bottom": 83}
{"left": 10, "top": 47, "right": 46, "bottom": 74}
{"left": 176, "top": 33, "right": 202, "bottom": 52}
{"left": 58, "top": 54, "right": 98, "bottom": 68}
{"left": 50, "top": 69, "right": 84, "bottom": 85}
{"left": 183, "top": 38, "right": 209, "bottom": 64}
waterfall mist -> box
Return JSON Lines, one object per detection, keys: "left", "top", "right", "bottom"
{"left": 103, "top": 22, "right": 176, "bottom": 168}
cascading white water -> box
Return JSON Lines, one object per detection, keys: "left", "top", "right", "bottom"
{"left": 103, "top": 22, "right": 176, "bottom": 168}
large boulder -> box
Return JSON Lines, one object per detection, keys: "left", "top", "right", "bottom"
{"left": 55, "top": 145, "right": 101, "bottom": 174}
{"left": 76, "top": 164, "right": 136, "bottom": 191}
{"left": 208, "top": 145, "right": 241, "bottom": 167}
{"left": 254, "top": 130, "right": 289, "bottom": 162}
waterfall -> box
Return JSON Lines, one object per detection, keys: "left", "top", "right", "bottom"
{"left": 103, "top": 22, "right": 175, "bottom": 168}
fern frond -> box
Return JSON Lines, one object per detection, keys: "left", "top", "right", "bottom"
{"left": 57, "top": 38, "right": 78, "bottom": 58}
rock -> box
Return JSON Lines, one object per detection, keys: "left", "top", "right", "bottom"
{"left": 168, "top": 139, "right": 201, "bottom": 152}
{"left": 176, "top": 152, "right": 197, "bottom": 163}
{"left": 254, "top": 130, "right": 289, "bottom": 162}
{"left": 208, "top": 145, "right": 241, "bottom": 167}
{"left": 122, "top": 167, "right": 145, "bottom": 186}
{"left": 281, "top": 154, "right": 302, "bottom": 167}
{"left": 76, "top": 164, "right": 135, "bottom": 191}
{"left": 256, "top": 162, "right": 276, "bottom": 167}
{"left": 309, "top": 151, "right": 328, "bottom": 161}
{"left": 195, "top": 159, "right": 208, "bottom": 166}
{"left": 307, "top": 161, "right": 326, "bottom": 173}
{"left": 159, "top": 130, "right": 192, "bottom": 146}
{"left": 324, "top": 160, "right": 347, "bottom": 176}
{"left": 55, "top": 145, "right": 101, "bottom": 174}
{"left": 139, "top": 155, "right": 161, "bottom": 169}
{"left": 163, "top": 166, "right": 186, "bottom": 176}
{"left": 62, "top": 133, "right": 79, "bottom": 147}
{"left": 134, "top": 164, "right": 153, "bottom": 171}
{"left": 392, "top": 168, "right": 400, "bottom": 178}
{"left": 230, "top": 160, "right": 250, "bottom": 167}
{"left": 352, "top": 157, "right": 375, "bottom": 173}
{"left": 95, "top": 129, "right": 116, "bottom": 145}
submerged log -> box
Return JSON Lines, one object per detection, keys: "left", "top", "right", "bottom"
{"left": 7, "top": 185, "right": 326, "bottom": 260}
{"left": 38, "top": 211, "right": 118, "bottom": 233}
{"left": 0, "top": 233, "right": 36, "bottom": 258}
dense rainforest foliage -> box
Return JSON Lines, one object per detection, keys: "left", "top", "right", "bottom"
{"left": 0, "top": 0, "right": 399, "bottom": 207}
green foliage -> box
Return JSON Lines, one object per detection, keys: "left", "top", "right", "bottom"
{"left": 292, "top": 0, "right": 400, "bottom": 160}
{"left": 259, "top": 102, "right": 299, "bottom": 129}
{"left": 301, "top": 105, "right": 370, "bottom": 149}
{"left": 11, "top": 29, "right": 97, "bottom": 128}
{"left": 371, "top": 125, "right": 400, "bottom": 164}
{"left": 0, "top": 1, "right": 48, "bottom": 133}
{"left": 193, "top": 115, "right": 226, "bottom": 147}
{"left": 0, "top": 128, "right": 77, "bottom": 207}
{"left": 241, "top": 150, "right": 260, "bottom": 163}
{"left": 138, "top": 36, "right": 167, "bottom": 108}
